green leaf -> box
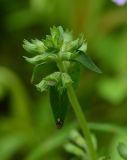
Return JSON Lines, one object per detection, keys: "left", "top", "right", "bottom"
{"left": 64, "top": 142, "right": 88, "bottom": 159}
{"left": 69, "top": 130, "right": 87, "bottom": 149}
{"left": 74, "top": 51, "right": 102, "bottom": 74}
{"left": 118, "top": 143, "right": 127, "bottom": 160}
{"left": 49, "top": 87, "right": 69, "bottom": 128}
{"left": 31, "top": 62, "right": 58, "bottom": 84}
{"left": 0, "top": 135, "right": 26, "bottom": 160}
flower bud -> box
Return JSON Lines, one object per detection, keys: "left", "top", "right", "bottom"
{"left": 23, "top": 39, "right": 46, "bottom": 54}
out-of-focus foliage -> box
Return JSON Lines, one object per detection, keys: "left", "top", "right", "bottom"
{"left": 64, "top": 130, "right": 97, "bottom": 160}
{"left": 1, "top": 0, "right": 127, "bottom": 159}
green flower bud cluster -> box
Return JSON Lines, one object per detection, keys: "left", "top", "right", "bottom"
{"left": 23, "top": 26, "right": 90, "bottom": 92}
{"left": 23, "top": 26, "right": 101, "bottom": 129}
{"left": 36, "top": 72, "right": 72, "bottom": 93}
{"left": 23, "top": 26, "right": 87, "bottom": 64}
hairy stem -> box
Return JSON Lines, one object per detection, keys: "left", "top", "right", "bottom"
{"left": 58, "top": 61, "right": 97, "bottom": 160}
{"left": 67, "top": 86, "right": 97, "bottom": 160}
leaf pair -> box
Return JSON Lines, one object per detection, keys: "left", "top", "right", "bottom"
{"left": 64, "top": 130, "right": 97, "bottom": 159}
{"left": 31, "top": 62, "right": 72, "bottom": 128}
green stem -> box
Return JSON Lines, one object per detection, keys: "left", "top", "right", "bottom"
{"left": 67, "top": 86, "right": 97, "bottom": 160}
{"left": 58, "top": 61, "right": 97, "bottom": 160}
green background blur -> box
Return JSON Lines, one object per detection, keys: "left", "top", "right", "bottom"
{"left": 0, "top": 0, "right": 127, "bottom": 159}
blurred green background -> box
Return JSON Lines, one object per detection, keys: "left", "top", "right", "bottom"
{"left": 0, "top": 0, "right": 127, "bottom": 159}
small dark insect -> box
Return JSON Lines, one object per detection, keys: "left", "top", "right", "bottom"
{"left": 56, "top": 118, "right": 63, "bottom": 129}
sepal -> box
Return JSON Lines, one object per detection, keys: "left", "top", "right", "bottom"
{"left": 23, "top": 39, "right": 46, "bottom": 54}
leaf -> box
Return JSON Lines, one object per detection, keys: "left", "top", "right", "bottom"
{"left": 49, "top": 87, "right": 69, "bottom": 129}
{"left": 118, "top": 143, "right": 127, "bottom": 160}
{"left": 69, "top": 130, "right": 87, "bottom": 149}
{"left": 74, "top": 51, "right": 102, "bottom": 74}
{"left": 109, "top": 132, "right": 127, "bottom": 160}
{"left": 31, "top": 62, "right": 58, "bottom": 84}
{"left": 64, "top": 142, "right": 88, "bottom": 159}
{"left": 0, "top": 135, "right": 26, "bottom": 160}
